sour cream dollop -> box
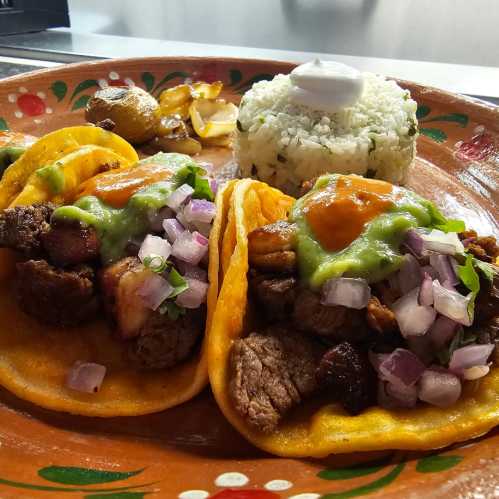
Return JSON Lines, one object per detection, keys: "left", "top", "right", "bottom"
{"left": 289, "top": 59, "right": 364, "bottom": 113}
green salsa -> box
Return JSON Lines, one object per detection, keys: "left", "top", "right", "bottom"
{"left": 290, "top": 174, "right": 449, "bottom": 289}
{"left": 52, "top": 153, "right": 212, "bottom": 264}
{"left": 36, "top": 163, "right": 65, "bottom": 194}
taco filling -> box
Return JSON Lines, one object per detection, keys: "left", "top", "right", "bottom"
{"left": 228, "top": 174, "right": 498, "bottom": 433}
{"left": 0, "top": 152, "right": 217, "bottom": 392}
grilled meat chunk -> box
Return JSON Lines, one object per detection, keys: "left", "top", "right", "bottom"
{"left": 293, "top": 288, "right": 369, "bottom": 341}
{"left": 100, "top": 256, "right": 206, "bottom": 369}
{"left": 0, "top": 203, "right": 54, "bottom": 257}
{"left": 42, "top": 219, "right": 100, "bottom": 266}
{"left": 460, "top": 230, "right": 499, "bottom": 263}
{"left": 366, "top": 296, "right": 398, "bottom": 334}
{"left": 100, "top": 257, "right": 152, "bottom": 339}
{"left": 16, "top": 260, "right": 98, "bottom": 326}
{"left": 229, "top": 327, "right": 324, "bottom": 433}
{"left": 248, "top": 221, "right": 297, "bottom": 273}
{"left": 249, "top": 250, "right": 296, "bottom": 273}
{"left": 129, "top": 307, "right": 204, "bottom": 369}
{"left": 250, "top": 273, "right": 297, "bottom": 321}
{"left": 317, "top": 341, "right": 377, "bottom": 415}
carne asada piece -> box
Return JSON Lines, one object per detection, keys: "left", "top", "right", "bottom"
{"left": 366, "top": 296, "right": 398, "bottom": 334}
{"left": 229, "top": 326, "right": 324, "bottom": 433}
{"left": 248, "top": 221, "right": 297, "bottom": 273}
{"left": 460, "top": 230, "right": 499, "bottom": 263}
{"left": 16, "top": 259, "right": 99, "bottom": 326}
{"left": 249, "top": 272, "right": 297, "bottom": 321}
{"left": 100, "top": 256, "right": 152, "bottom": 339}
{"left": 317, "top": 341, "right": 377, "bottom": 415}
{"left": 42, "top": 218, "right": 100, "bottom": 267}
{"left": 100, "top": 256, "right": 206, "bottom": 369}
{"left": 129, "top": 307, "right": 204, "bottom": 369}
{"left": 0, "top": 203, "right": 54, "bottom": 257}
{"left": 293, "top": 288, "right": 369, "bottom": 341}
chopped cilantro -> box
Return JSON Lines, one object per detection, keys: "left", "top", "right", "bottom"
{"left": 457, "top": 253, "right": 481, "bottom": 321}
{"left": 426, "top": 203, "right": 466, "bottom": 233}
{"left": 143, "top": 255, "right": 169, "bottom": 273}
{"left": 408, "top": 121, "right": 417, "bottom": 136}
{"left": 437, "top": 327, "right": 476, "bottom": 365}
{"left": 168, "top": 267, "right": 189, "bottom": 298}
{"left": 160, "top": 301, "right": 186, "bottom": 320}
{"left": 258, "top": 115, "right": 265, "bottom": 124}
{"left": 473, "top": 257, "right": 497, "bottom": 283}
{"left": 180, "top": 165, "right": 214, "bottom": 201}
{"left": 368, "top": 139, "right": 376, "bottom": 154}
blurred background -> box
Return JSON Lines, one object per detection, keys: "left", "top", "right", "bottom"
{"left": 0, "top": 0, "right": 497, "bottom": 66}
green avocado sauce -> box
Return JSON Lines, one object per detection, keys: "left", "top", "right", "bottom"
{"left": 36, "top": 163, "right": 65, "bottom": 194}
{"left": 290, "top": 174, "right": 451, "bottom": 290}
{"left": 52, "top": 152, "right": 213, "bottom": 264}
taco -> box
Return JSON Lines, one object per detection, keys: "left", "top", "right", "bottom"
{"left": 0, "top": 140, "right": 227, "bottom": 416}
{"left": 208, "top": 175, "right": 499, "bottom": 457}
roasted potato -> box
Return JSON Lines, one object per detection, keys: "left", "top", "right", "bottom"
{"left": 86, "top": 86, "right": 160, "bottom": 144}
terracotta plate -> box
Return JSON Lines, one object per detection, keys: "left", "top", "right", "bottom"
{"left": 0, "top": 57, "right": 497, "bottom": 499}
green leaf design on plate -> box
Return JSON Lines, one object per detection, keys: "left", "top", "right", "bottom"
{"left": 236, "top": 73, "right": 274, "bottom": 93}
{"left": 228, "top": 69, "right": 243, "bottom": 86}
{"left": 421, "top": 113, "right": 469, "bottom": 127}
{"left": 84, "top": 493, "right": 150, "bottom": 499}
{"left": 416, "top": 105, "right": 431, "bottom": 120}
{"left": 318, "top": 463, "right": 387, "bottom": 481}
{"left": 72, "top": 95, "right": 91, "bottom": 111}
{"left": 416, "top": 455, "right": 463, "bottom": 473}
{"left": 141, "top": 72, "right": 155, "bottom": 92}
{"left": 321, "top": 462, "right": 405, "bottom": 499}
{"left": 70, "top": 79, "right": 99, "bottom": 102}
{"left": 51, "top": 80, "right": 68, "bottom": 102}
{"left": 0, "top": 475, "right": 156, "bottom": 493}
{"left": 39, "top": 466, "right": 144, "bottom": 485}
{"left": 152, "top": 71, "right": 190, "bottom": 94}
{"left": 420, "top": 127, "right": 447, "bottom": 143}
{"left": 0, "top": 118, "right": 8, "bottom": 131}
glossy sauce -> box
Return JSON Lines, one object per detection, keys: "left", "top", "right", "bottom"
{"left": 77, "top": 162, "right": 173, "bottom": 208}
{"left": 304, "top": 175, "right": 395, "bottom": 251}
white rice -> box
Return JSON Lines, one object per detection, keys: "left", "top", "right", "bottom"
{"left": 235, "top": 72, "right": 418, "bottom": 194}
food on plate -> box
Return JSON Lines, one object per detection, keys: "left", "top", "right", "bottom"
{"left": 0, "top": 143, "right": 226, "bottom": 416}
{"left": 0, "top": 130, "right": 37, "bottom": 176}
{"left": 85, "top": 80, "right": 238, "bottom": 153}
{"left": 235, "top": 59, "right": 418, "bottom": 194}
{"left": 0, "top": 126, "right": 138, "bottom": 209}
{"left": 208, "top": 174, "right": 499, "bottom": 457}
{"left": 86, "top": 86, "right": 161, "bottom": 144}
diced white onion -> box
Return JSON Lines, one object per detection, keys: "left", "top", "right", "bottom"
{"left": 449, "top": 344, "right": 495, "bottom": 375}
{"left": 138, "top": 234, "right": 171, "bottom": 264}
{"left": 418, "top": 368, "right": 461, "bottom": 408}
{"left": 321, "top": 277, "right": 371, "bottom": 309}
{"left": 171, "top": 230, "right": 209, "bottom": 265}
{"left": 176, "top": 261, "right": 208, "bottom": 281}
{"left": 422, "top": 229, "right": 464, "bottom": 255}
{"left": 418, "top": 272, "right": 434, "bottom": 306}
{"left": 149, "top": 206, "right": 174, "bottom": 232}
{"left": 429, "top": 254, "right": 458, "bottom": 288}
{"left": 183, "top": 199, "right": 216, "bottom": 224}
{"left": 379, "top": 348, "right": 426, "bottom": 387}
{"left": 463, "top": 365, "right": 490, "bottom": 381}
{"left": 138, "top": 273, "right": 173, "bottom": 310}
{"left": 427, "top": 315, "right": 458, "bottom": 349}
{"left": 399, "top": 253, "right": 422, "bottom": 294}
{"left": 432, "top": 280, "right": 472, "bottom": 326}
{"left": 176, "top": 278, "right": 209, "bottom": 309}
{"left": 385, "top": 380, "right": 418, "bottom": 408}
{"left": 163, "top": 218, "right": 185, "bottom": 243}
{"left": 165, "top": 183, "right": 194, "bottom": 211}
{"left": 66, "top": 361, "right": 106, "bottom": 394}
{"left": 392, "top": 287, "right": 437, "bottom": 337}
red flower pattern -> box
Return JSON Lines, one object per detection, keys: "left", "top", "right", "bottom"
{"left": 455, "top": 132, "right": 495, "bottom": 162}
{"left": 210, "top": 489, "right": 280, "bottom": 499}
{"left": 16, "top": 93, "right": 46, "bottom": 117}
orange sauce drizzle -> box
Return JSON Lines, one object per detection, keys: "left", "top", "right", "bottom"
{"left": 304, "top": 175, "right": 395, "bottom": 251}
{"left": 77, "top": 163, "right": 173, "bottom": 208}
